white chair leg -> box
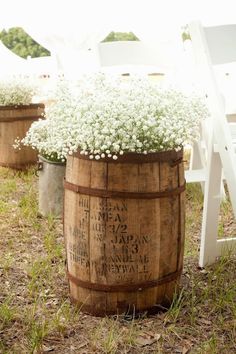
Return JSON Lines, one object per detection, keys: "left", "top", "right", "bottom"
{"left": 199, "top": 146, "right": 222, "bottom": 267}
{"left": 190, "top": 140, "right": 205, "bottom": 192}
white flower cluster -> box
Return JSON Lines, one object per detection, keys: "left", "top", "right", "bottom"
{"left": 75, "top": 74, "right": 209, "bottom": 160}
{"left": 17, "top": 73, "right": 209, "bottom": 162}
{"left": 0, "top": 77, "right": 38, "bottom": 106}
{"left": 18, "top": 79, "right": 80, "bottom": 162}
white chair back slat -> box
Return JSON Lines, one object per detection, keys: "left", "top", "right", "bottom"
{"left": 204, "top": 25, "right": 236, "bottom": 65}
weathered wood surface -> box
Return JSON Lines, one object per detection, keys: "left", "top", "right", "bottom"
{"left": 0, "top": 104, "right": 44, "bottom": 169}
{"left": 64, "top": 150, "right": 185, "bottom": 316}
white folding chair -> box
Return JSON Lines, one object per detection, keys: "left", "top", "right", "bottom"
{"left": 98, "top": 40, "right": 179, "bottom": 76}
{"left": 189, "top": 21, "right": 236, "bottom": 267}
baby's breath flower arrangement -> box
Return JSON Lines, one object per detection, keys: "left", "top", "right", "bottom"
{"left": 0, "top": 77, "right": 38, "bottom": 106}
{"left": 16, "top": 73, "right": 209, "bottom": 162}
{"left": 75, "top": 74, "right": 209, "bottom": 160}
{"left": 17, "top": 79, "right": 80, "bottom": 162}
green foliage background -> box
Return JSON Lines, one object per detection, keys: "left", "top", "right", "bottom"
{"left": 0, "top": 26, "right": 190, "bottom": 59}
{"left": 0, "top": 28, "right": 139, "bottom": 59}
{"left": 0, "top": 27, "right": 50, "bottom": 58}
{"left": 101, "top": 31, "right": 139, "bottom": 42}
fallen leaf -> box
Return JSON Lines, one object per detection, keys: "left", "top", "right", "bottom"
{"left": 76, "top": 342, "right": 87, "bottom": 350}
{"left": 136, "top": 331, "right": 161, "bottom": 347}
{"left": 197, "top": 318, "right": 212, "bottom": 325}
{"left": 182, "top": 346, "right": 190, "bottom": 354}
{"left": 42, "top": 345, "right": 55, "bottom": 352}
{"left": 199, "top": 269, "right": 208, "bottom": 274}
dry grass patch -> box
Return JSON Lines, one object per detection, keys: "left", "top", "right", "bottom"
{"left": 0, "top": 166, "right": 236, "bottom": 353}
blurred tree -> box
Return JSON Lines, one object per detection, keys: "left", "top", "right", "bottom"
{"left": 101, "top": 31, "right": 139, "bottom": 42}
{"left": 181, "top": 25, "right": 191, "bottom": 41}
{"left": 0, "top": 27, "right": 50, "bottom": 58}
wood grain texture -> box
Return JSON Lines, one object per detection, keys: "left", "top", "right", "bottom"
{"left": 64, "top": 150, "right": 185, "bottom": 316}
{"left": 0, "top": 104, "right": 45, "bottom": 169}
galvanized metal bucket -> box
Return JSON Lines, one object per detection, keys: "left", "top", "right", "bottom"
{"left": 38, "top": 155, "right": 66, "bottom": 218}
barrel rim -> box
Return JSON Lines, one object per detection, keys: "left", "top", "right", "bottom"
{"left": 73, "top": 148, "right": 183, "bottom": 164}
{"left": 0, "top": 103, "right": 45, "bottom": 110}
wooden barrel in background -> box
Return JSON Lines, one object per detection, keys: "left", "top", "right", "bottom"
{"left": 0, "top": 103, "right": 45, "bottom": 170}
{"left": 64, "top": 149, "right": 185, "bottom": 316}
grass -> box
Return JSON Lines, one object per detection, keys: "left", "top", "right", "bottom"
{"left": 0, "top": 297, "right": 16, "bottom": 329}
{"left": 0, "top": 165, "right": 236, "bottom": 353}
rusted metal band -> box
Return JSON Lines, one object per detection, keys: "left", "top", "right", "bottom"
{"left": 67, "top": 268, "right": 182, "bottom": 293}
{"left": 0, "top": 161, "right": 36, "bottom": 170}
{"left": 73, "top": 149, "right": 183, "bottom": 164}
{"left": 0, "top": 103, "right": 45, "bottom": 110}
{"left": 64, "top": 179, "right": 186, "bottom": 199}
{"left": 0, "top": 115, "right": 44, "bottom": 122}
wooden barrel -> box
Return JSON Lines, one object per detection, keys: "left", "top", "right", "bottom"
{"left": 0, "top": 103, "right": 45, "bottom": 170}
{"left": 64, "top": 150, "right": 185, "bottom": 316}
